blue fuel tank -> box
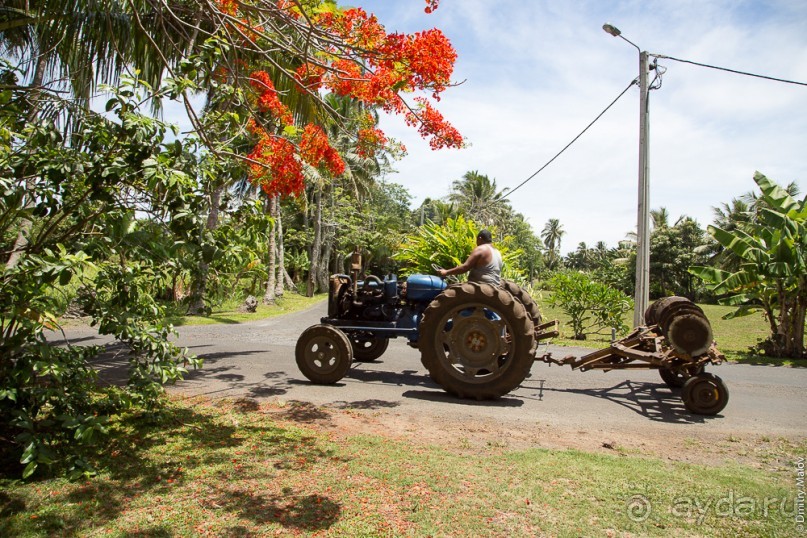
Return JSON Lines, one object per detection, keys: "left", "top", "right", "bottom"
{"left": 405, "top": 274, "right": 447, "bottom": 302}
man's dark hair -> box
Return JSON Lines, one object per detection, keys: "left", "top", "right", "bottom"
{"left": 477, "top": 229, "right": 493, "bottom": 244}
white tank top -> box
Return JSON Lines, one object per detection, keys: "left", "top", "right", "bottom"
{"left": 468, "top": 247, "right": 503, "bottom": 285}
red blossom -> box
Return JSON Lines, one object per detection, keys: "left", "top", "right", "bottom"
{"left": 357, "top": 127, "right": 388, "bottom": 158}
{"left": 424, "top": 0, "right": 440, "bottom": 13}
{"left": 294, "top": 63, "right": 326, "bottom": 92}
{"left": 250, "top": 71, "right": 293, "bottom": 125}
{"left": 216, "top": 0, "right": 238, "bottom": 16}
{"left": 300, "top": 124, "right": 345, "bottom": 176}
{"left": 407, "top": 98, "right": 463, "bottom": 150}
{"left": 247, "top": 120, "right": 304, "bottom": 198}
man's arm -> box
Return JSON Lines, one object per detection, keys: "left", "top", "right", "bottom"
{"left": 438, "top": 246, "right": 484, "bottom": 277}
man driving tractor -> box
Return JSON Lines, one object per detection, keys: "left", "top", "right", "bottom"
{"left": 436, "top": 229, "right": 503, "bottom": 285}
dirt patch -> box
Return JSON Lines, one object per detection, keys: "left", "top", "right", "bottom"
{"left": 254, "top": 399, "right": 802, "bottom": 472}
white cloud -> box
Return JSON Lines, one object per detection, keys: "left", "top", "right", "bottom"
{"left": 359, "top": 0, "right": 807, "bottom": 252}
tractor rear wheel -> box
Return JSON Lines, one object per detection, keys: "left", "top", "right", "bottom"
{"left": 295, "top": 324, "right": 353, "bottom": 384}
{"left": 500, "top": 279, "right": 543, "bottom": 325}
{"left": 419, "top": 282, "right": 535, "bottom": 400}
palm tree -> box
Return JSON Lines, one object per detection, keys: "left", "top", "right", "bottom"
{"left": 650, "top": 207, "right": 670, "bottom": 230}
{"left": 448, "top": 171, "right": 511, "bottom": 227}
{"left": 541, "top": 218, "right": 565, "bottom": 270}
{"left": 3, "top": 0, "right": 196, "bottom": 268}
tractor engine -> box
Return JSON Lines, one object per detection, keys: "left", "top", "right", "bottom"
{"left": 327, "top": 273, "right": 401, "bottom": 322}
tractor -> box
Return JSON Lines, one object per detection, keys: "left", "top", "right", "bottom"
{"left": 295, "top": 248, "right": 729, "bottom": 414}
{"left": 295, "top": 248, "right": 558, "bottom": 400}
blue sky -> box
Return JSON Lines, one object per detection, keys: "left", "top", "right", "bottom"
{"left": 349, "top": 0, "right": 807, "bottom": 253}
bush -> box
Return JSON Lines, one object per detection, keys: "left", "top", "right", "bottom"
{"left": 548, "top": 271, "right": 632, "bottom": 340}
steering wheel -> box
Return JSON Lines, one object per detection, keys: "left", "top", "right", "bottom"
{"left": 431, "top": 263, "right": 458, "bottom": 283}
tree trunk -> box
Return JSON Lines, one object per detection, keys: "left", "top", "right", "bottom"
{"left": 307, "top": 190, "right": 322, "bottom": 297}
{"left": 187, "top": 184, "right": 224, "bottom": 315}
{"left": 264, "top": 195, "right": 278, "bottom": 305}
{"left": 6, "top": 53, "right": 48, "bottom": 269}
{"left": 275, "top": 201, "right": 285, "bottom": 297}
{"left": 318, "top": 225, "right": 332, "bottom": 292}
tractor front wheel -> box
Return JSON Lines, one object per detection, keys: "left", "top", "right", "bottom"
{"left": 295, "top": 324, "right": 353, "bottom": 384}
{"left": 419, "top": 282, "right": 535, "bottom": 400}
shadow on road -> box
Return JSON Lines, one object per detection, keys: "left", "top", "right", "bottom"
{"left": 540, "top": 380, "right": 717, "bottom": 423}
{"left": 347, "top": 366, "right": 436, "bottom": 389}
{"left": 402, "top": 390, "right": 525, "bottom": 407}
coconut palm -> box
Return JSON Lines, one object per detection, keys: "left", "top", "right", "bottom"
{"left": 541, "top": 218, "right": 565, "bottom": 270}
{"left": 448, "top": 171, "right": 511, "bottom": 228}
{"left": 650, "top": 207, "right": 670, "bottom": 230}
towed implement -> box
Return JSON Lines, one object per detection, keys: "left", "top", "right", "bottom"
{"left": 295, "top": 250, "right": 728, "bottom": 415}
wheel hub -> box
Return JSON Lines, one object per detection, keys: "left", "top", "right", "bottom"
{"left": 465, "top": 330, "right": 487, "bottom": 352}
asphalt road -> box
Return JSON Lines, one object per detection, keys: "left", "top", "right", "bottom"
{"left": 60, "top": 299, "right": 807, "bottom": 451}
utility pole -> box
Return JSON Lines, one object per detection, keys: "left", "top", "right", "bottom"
{"left": 635, "top": 50, "right": 650, "bottom": 326}
{"left": 602, "top": 23, "right": 651, "bottom": 326}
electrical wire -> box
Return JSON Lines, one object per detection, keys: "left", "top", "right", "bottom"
{"left": 502, "top": 78, "right": 638, "bottom": 200}
{"left": 654, "top": 54, "right": 807, "bottom": 87}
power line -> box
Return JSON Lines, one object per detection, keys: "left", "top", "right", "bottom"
{"left": 503, "top": 78, "right": 638, "bottom": 200}
{"left": 654, "top": 54, "right": 807, "bottom": 87}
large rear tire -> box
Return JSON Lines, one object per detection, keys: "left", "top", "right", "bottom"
{"left": 419, "top": 282, "right": 535, "bottom": 400}
{"left": 295, "top": 324, "right": 353, "bottom": 384}
{"left": 500, "top": 279, "right": 542, "bottom": 325}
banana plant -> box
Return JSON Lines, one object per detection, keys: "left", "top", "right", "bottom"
{"left": 689, "top": 172, "right": 806, "bottom": 358}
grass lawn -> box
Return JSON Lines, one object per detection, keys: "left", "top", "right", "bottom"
{"left": 164, "top": 293, "right": 326, "bottom": 327}
{"left": 534, "top": 291, "right": 804, "bottom": 367}
{"left": 1, "top": 399, "right": 802, "bottom": 537}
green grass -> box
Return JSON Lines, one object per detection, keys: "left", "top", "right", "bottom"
{"left": 1, "top": 399, "right": 802, "bottom": 537}
{"left": 165, "top": 293, "right": 326, "bottom": 326}
{"left": 535, "top": 291, "right": 804, "bottom": 366}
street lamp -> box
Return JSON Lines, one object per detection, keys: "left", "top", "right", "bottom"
{"left": 603, "top": 23, "right": 651, "bottom": 327}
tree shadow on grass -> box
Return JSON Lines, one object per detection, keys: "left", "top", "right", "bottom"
{"left": 219, "top": 489, "right": 341, "bottom": 531}
{"left": 6, "top": 402, "right": 344, "bottom": 535}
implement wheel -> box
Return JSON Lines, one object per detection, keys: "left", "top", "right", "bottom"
{"left": 659, "top": 360, "right": 704, "bottom": 388}
{"left": 349, "top": 333, "right": 389, "bottom": 362}
{"left": 296, "top": 324, "right": 352, "bottom": 384}
{"left": 682, "top": 373, "right": 729, "bottom": 415}
{"left": 419, "top": 282, "right": 535, "bottom": 400}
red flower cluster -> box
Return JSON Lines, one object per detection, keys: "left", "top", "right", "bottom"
{"left": 311, "top": 7, "right": 461, "bottom": 149}
{"left": 407, "top": 98, "right": 463, "bottom": 150}
{"left": 300, "top": 124, "right": 345, "bottom": 176}
{"left": 247, "top": 120, "right": 304, "bottom": 198}
{"left": 424, "top": 0, "right": 440, "bottom": 13}
{"left": 250, "top": 71, "right": 293, "bottom": 125}
{"left": 357, "top": 127, "right": 388, "bottom": 158}
{"left": 294, "top": 63, "right": 326, "bottom": 93}
{"left": 216, "top": 0, "right": 237, "bottom": 16}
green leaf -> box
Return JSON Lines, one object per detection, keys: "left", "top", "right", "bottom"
{"left": 22, "top": 461, "right": 37, "bottom": 479}
{"left": 59, "top": 268, "right": 72, "bottom": 286}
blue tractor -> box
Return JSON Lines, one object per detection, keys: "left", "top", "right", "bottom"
{"left": 295, "top": 251, "right": 731, "bottom": 413}
{"left": 295, "top": 249, "right": 553, "bottom": 400}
